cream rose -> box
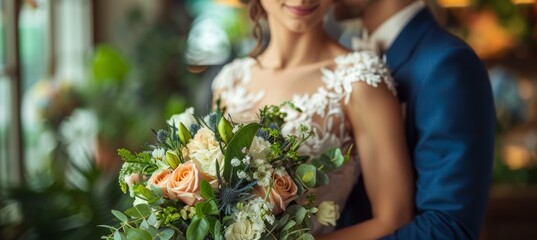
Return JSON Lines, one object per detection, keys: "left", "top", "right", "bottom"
{"left": 166, "top": 161, "right": 211, "bottom": 206}
{"left": 187, "top": 127, "right": 224, "bottom": 177}
{"left": 249, "top": 136, "right": 271, "bottom": 160}
{"left": 316, "top": 201, "right": 340, "bottom": 227}
{"left": 224, "top": 219, "right": 260, "bottom": 240}
{"left": 255, "top": 173, "right": 298, "bottom": 215}
{"left": 148, "top": 169, "right": 172, "bottom": 197}
{"left": 167, "top": 107, "right": 196, "bottom": 129}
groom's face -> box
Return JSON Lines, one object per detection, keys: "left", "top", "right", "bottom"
{"left": 333, "top": 0, "right": 369, "bottom": 21}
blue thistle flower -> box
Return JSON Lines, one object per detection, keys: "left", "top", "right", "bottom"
{"left": 189, "top": 124, "right": 200, "bottom": 136}
{"left": 156, "top": 129, "right": 169, "bottom": 143}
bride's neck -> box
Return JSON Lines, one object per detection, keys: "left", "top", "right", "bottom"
{"left": 259, "top": 22, "right": 332, "bottom": 70}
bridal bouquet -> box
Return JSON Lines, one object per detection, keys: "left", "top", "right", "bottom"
{"left": 101, "top": 102, "right": 348, "bottom": 240}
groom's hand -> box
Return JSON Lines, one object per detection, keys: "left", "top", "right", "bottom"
{"left": 333, "top": 0, "right": 367, "bottom": 21}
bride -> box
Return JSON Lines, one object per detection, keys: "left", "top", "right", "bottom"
{"left": 212, "top": 0, "right": 413, "bottom": 238}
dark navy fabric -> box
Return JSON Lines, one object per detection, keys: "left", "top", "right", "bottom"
{"left": 337, "top": 8, "right": 496, "bottom": 240}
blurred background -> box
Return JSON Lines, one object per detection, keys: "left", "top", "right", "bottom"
{"left": 0, "top": 0, "right": 536, "bottom": 239}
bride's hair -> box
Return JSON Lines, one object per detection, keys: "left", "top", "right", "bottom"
{"left": 242, "top": 0, "right": 266, "bottom": 57}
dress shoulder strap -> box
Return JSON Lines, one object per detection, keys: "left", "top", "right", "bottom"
{"left": 321, "top": 51, "right": 397, "bottom": 104}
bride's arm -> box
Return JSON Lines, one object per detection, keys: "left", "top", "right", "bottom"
{"left": 317, "top": 82, "right": 414, "bottom": 240}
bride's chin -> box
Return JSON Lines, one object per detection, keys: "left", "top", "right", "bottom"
{"left": 281, "top": 22, "right": 321, "bottom": 34}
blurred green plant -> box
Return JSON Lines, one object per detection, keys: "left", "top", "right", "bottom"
{"left": 0, "top": 124, "right": 129, "bottom": 240}
{"left": 77, "top": 3, "right": 199, "bottom": 156}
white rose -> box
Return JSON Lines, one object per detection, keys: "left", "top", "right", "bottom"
{"left": 316, "top": 201, "right": 340, "bottom": 227}
{"left": 167, "top": 107, "right": 196, "bottom": 130}
{"left": 224, "top": 219, "right": 260, "bottom": 240}
{"left": 249, "top": 136, "right": 271, "bottom": 160}
{"left": 186, "top": 128, "right": 224, "bottom": 177}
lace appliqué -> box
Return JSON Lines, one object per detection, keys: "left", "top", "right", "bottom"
{"left": 323, "top": 51, "right": 396, "bottom": 104}
{"left": 212, "top": 51, "right": 395, "bottom": 157}
{"left": 212, "top": 58, "right": 265, "bottom": 122}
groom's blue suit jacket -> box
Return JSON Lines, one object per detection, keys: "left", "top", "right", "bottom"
{"left": 337, "top": 8, "right": 496, "bottom": 240}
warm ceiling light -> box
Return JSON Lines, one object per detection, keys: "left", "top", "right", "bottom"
{"left": 511, "top": 0, "right": 535, "bottom": 4}
{"left": 438, "top": 0, "right": 470, "bottom": 8}
{"left": 215, "top": 0, "right": 244, "bottom": 8}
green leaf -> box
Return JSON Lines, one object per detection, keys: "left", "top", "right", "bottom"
{"left": 200, "top": 180, "right": 214, "bottom": 199}
{"left": 125, "top": 204, "right": 152, "bottom": 218}
{"left": 222, "top": 215, "right": 234, "bottom": 226}
{"left": 295, "top": 207, "right": 307, "bottom": 225}
{"left": 298, "top": 233, "right": 315, "bottom": 240}
{"left": 126, "top": 229, "right": 152, "bottom": 240}
{"left": 296, "top": 164, "right": 316, "bottom": 188}
{"left": 325, "top": 148, "right": 344, "bottom": 169}
{"left": 140, "top": 220, "right": 150, "bottom": 230}
{"left": 158, "top": 229, "right": 175, "bottom": 240}
{"left": 133, "top": 185, "right": 156, "bottom": 201}
{"left": 214, "top": 220, "right": 222, "bottom": 240}
{"left": 315, "top": 170, "right": 329, "bottom": 187}
{"left": 224, "top": 123, "right": 260, "bottom": 182}
{"left": 186, "top": 217, "right": 210, "bottom": 240}
{"left": 111, "top": 210, "right": 128, "bottom": 222}
{"left": 148, "top": 213, "right": 157, "bottom": 226}
{"left": 113, "top": 230, "right": 124, "bottom": 240}
{"left": 275, "top": 214, "right": 289, "bottom": 230}
{"left": 282, "top": 220, "right": 296, "bottom": 231}
{"left": 195, "top": 200, "right": 219, "bottom": 218}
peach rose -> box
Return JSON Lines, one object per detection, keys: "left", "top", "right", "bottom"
{"left": 255, "top": 173, "right": 298, "bottom": 215}
{"left": 166, "top": 161, "right": 209, "bottom": 206}
{"left": 148, "top": 169, "right": 173, "bottom": 197}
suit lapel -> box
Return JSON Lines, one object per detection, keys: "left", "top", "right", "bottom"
{"left": 386, "top": 8, "right": 437, "bottom": 74}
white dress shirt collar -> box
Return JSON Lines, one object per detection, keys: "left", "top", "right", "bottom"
{"left": 369, "top": 1, "right": 425, "bottom": 52}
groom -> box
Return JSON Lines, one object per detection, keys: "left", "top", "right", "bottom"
{"left": 334, "top": 0, "right": 496, "bottom": 239}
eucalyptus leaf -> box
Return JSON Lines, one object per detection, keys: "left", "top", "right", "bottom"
{"left": 299, "top": 233, "right": 315, "bottom": 240}
{"left": 276, "top": 214, "right": 289, "bottom": 230}
{"left": 147, "top": 226, "right": 158, "bottom": 237}
{"left": 159, "top": 229, "right": 175, "bottom": 240}
{"left": 295, "top": 207, "right": 307, "bottom": 225}
{"left": 148, "top": 213, "right": 157, "bottom": 226}
{"left": 215, "top": 220, "right": 223, "bottom": 240}
{"left": 125, "top": 204, "right": 152, "bottom": 218}
{"left": 111, "top": 210, "right": 128, "bottom": 222}
{"left": 296, "top": 164, "right": 316, "bottom": 188}
{"left": 140, "top": 220, "right": 150, "bottom": 230}
{"left": 282, "top": 220, "right": 296, "bottom": 231}
{"left": 113, "top": 231, "right": 124, "bottom": 240}
{"left": 324, "top": 148, "right": 344, "bottom": 169}
{"left": 126, "top": 228, "right": 152, "bottom": 240}
{"left": 315, "top": 170, "right": 329, "bottom": 187}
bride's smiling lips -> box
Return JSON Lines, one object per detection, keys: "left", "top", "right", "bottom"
{"left": 284, "top": 4, "right": 319, "bottom": 17}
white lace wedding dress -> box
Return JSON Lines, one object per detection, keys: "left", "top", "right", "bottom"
{"left": 212, "top": 51, "right": 396, "bottom": 234}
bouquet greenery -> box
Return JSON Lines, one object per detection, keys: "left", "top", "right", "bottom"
{"left": 101, "top": 102, "right": 348, "bottom": 240}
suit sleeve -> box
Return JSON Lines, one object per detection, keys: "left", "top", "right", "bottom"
{"left": 381, "top": 47, "right": 496, "bottom": 240}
